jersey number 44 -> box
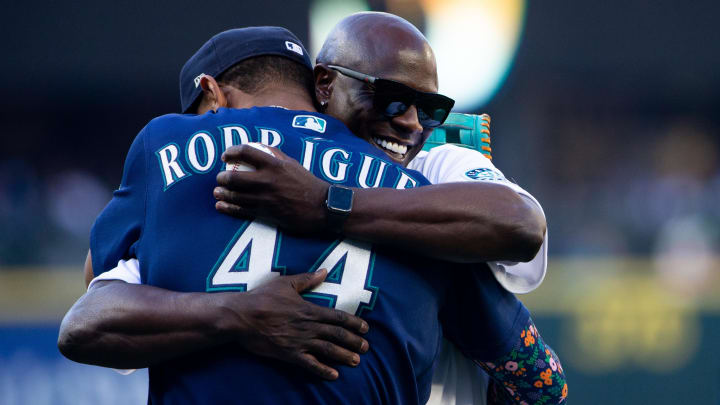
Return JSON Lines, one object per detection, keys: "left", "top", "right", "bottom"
{"left": 206, "top": 220, "right": 378, "bottom": 316}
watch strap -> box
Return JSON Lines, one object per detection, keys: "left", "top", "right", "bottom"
{"left": 325, "top": 184, "right": 353, "bottom": 233}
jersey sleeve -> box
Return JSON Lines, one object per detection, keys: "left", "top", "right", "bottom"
{"left": 439, "top": 263, "right": 530, "bottom": 362}
{"left": 87, "top": 258, "right": 142, "bottom": 289}
{"left": 409, "top": 144, "right": 548, "bottom": 294}
{"left": 90, "top": 128, "right": 148, "bottom": 277}
{"left": 479, "top": 317, "right": 568, "bottom": 404}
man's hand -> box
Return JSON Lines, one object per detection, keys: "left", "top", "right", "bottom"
{"left": 228, "top": 269, "right": 369, "bottom": 380}
{"left": 60, "top": 269, "right": 369, "bottom": 380}
{"left": 214, "top": 145, "right": 330, "bottom": 234}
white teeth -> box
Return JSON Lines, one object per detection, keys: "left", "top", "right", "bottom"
{"left": 374, "top": 137, "right": 407, "bottom": 156}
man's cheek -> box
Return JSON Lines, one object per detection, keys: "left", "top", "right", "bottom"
{"left": 420, "top": 129, "right": 433, "bottom": 145}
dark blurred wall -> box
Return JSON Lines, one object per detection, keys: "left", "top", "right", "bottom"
{"left": 485, "top": 0, "right": 720, "bottom": 255}
{"left": 1, "top": 0, "right": 311, "bottom": 181}
{"left": 0, "top": 0, "right": 310, "bottom": 264}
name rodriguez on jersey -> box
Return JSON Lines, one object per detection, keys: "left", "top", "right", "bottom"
{"left": 153, "top": 121, "right": 420, "bottom": 191}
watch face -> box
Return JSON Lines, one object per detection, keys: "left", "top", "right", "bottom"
{"left": 328, "top": 185, "right": 353, "bottom": 213}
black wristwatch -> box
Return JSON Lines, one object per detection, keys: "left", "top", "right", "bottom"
{"left": 325, "top": 184, "right": 354, "bottom": 233}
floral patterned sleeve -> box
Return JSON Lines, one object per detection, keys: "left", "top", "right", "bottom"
{"left": 476, "top": 318, "right": 568, "bottom": 404}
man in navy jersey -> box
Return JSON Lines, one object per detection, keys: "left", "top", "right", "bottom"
{"left": 59, "top": 26, "right": 531, "bottom": 404}
{"left": 60, "top": 18, "right": 565, "bottom": 405}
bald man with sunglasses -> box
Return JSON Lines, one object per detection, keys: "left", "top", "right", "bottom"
{"left": 212, "top": 14, "right": 556, "bottom": 404}
{"left": 62, "top": 13, "right": 563, "bottom": 405}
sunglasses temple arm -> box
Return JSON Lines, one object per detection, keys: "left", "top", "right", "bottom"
{"left": 328, "top": 65, "right": 377, "bottom": 84}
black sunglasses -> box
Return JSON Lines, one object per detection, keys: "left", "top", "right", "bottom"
{"left": 328, "top": 65, "right": 455, "bottom": 128}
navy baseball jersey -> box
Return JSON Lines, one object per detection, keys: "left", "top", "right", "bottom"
{"left": 90, "top": 107, "right": 529, "bottom": 405}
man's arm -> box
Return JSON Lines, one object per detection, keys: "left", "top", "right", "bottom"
{"left": 62, "top": 257, "right": 369, "bottom": 380}
{"left": 480, "top": 318, "right": 568, "bottom": 404}
{"left": 214, "top": 145, "right": 545, "bottom": 263}
{"left": 439, "top": 267, "right": 567, "bottom": 404}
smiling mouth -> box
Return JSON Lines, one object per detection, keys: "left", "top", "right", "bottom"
{"left": 373, "top": 137, "right": 409, "bottom": 159}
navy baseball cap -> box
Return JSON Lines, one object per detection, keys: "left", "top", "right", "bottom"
{"left": 179, "top": 27, "right": 313, "bottom": 113}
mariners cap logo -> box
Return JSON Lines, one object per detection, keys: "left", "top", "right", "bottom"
{"left": 193, "top": 73, "right": 207, "bottom": 88}
{"left": 292, "top": 115, "right": 326, "bottom": 133}
{"left": 285, "top": 41, "right": 303, "bottom": 56}
{"left": 465, "top": 167, "right": 505, "bottom": 181}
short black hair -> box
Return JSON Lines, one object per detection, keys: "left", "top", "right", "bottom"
{"left": 217, "top": 55, "right": 315, "bottom": 97}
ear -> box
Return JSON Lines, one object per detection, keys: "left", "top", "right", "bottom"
{"left": 314, "top": 64, "right": 336, "bottom": 110}
{"left": 199, "top": 75, "right": 228, "bottom": 112}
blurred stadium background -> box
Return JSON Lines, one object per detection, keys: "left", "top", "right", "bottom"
{"left": 1, "top": 0, "right": 719, "bottom": 403}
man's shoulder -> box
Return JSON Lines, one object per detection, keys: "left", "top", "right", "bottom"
{"left": 142, "top": 108, "right": 285, "bottom": 132}
{"left": 141, "top": 107, "right": 352, "bottom": 139}
{"left": 142, "top": 112, "right": 201, "bottom": 136}
{"left": 428, "top": 144, "right": 491, "bottom": 161}
{"left": 409, "top": 144, "right": 494, "bottom": 174}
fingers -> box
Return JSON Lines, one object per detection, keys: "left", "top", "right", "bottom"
{"left": 289, "top": 272, "right": 369, "bottom": 336}
{"left": 222, "top": 144, "right": 279, "bottom": 169}
{"left": 291, "top": 335, "right": 366, "bottom": 380}
{"left": 213, "top": 185, "right": 259, "bottom": 218}
{"left": 213, "top": 185, "right": 257, "bottom": 205}
{"left": 306, "top": 339, "right": 361, "bottom": 367}
{"left": 315, "top": 324, "right": 369, "bottom": 354}
{"left": 289, "top": 269, "right": 328, "bottom": 293}
{"left": 216, "top": 170, "right": 267, "bottom": 192}
{"left": 310, "top": 305, "right": 370, "bottom": 335}
{"left": 294, "top": 353, "right": 339, "bottom": 381}
{"left": 215, "top": 200, "right": 253, "bottom": 219}
{"left": 266, "top": 146, "right": 294, "bottom": 163}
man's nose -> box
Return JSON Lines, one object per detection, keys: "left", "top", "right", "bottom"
{"left": 391, "top": 104, "right": 423, "bottom": 136}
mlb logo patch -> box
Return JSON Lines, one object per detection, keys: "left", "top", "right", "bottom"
{"left": 292, "top": 115, "right": 326, "bottom": 133}
{"left": 285, "top": 41, "right": 303, "bottom": 56}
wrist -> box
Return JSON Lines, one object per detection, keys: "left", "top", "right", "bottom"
{"left": 203, "top": 292, "right": 249, "bottom": 342}
{"left": 314, "top": 182, "right": 331, "bottom": 230}
{"left": 324, "top": 184, "right": 355, "bottom": 234}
